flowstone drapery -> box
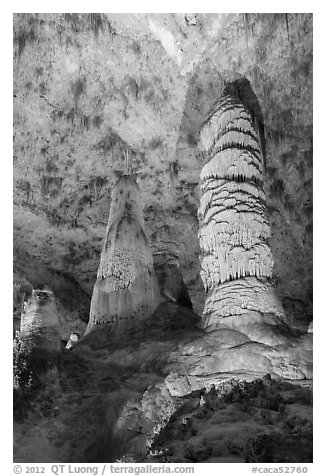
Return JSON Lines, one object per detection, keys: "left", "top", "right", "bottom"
{"left": 86, "top": 174, "right": 161, "bottom": 334}
{"left": 198, "top": 95, "right": 286, "bottom": 334}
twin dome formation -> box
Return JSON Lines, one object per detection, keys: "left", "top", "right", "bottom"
{"left": 86, "top": 93, "right": 286, "bottom": 340}
{"left": 18, "top": 93, "right": 312, "bottom": 380}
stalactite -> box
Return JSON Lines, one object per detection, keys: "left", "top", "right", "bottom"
{"left": 123, "top": 149, "right": 132, "bottom": 176}
{"left": 285, "top": 13, "right": 290, "bottom": 41}
{"left": 198, "top": 94, "right": 286, "bottom": 331}
{"left": 85, "top": 174, "right": 161, "bottom": 335}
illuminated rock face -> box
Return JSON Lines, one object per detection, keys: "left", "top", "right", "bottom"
{"left": 198, "top": 95, "right": 285, "bottom": 332}
{"left": 86, "top": 174, "right": 161, "bottom": 334}
{"left": 20, "top": 288, "right": 61, "bottom": 352}
{"left": 150, "top": 225, "right": 192, "bottom": 309}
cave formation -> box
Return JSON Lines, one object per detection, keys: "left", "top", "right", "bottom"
{"left": 86, "top": 173, "right": 161, "bottom": 334}
{"left": 198, "top": 94, "right": 287, "bottom": 337}
{"left": 19, "top": 288, "right": 61, "bottom": 354}
{"left": 14, "top": 288, "right": 61, "bottom": 393}
{"left": 12, "top": 13, "right": 313, "bottom": 464}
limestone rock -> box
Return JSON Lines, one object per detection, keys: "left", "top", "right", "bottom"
{"left": 163, "top": 326, "right": 312, "bottom": 397}
{"left": 198, "top": 94, "right": 286, "bottom": 335}
{"left": 14, "top": 288, "right": 61, "bottom": 399}
{"left": 20, "top": 288, "right": 61, "bottom": 353}
{"left": 86, "top": 174, "right": 161, "bottom": 334}
{"left": 13, "top": 14, "right": 313, "bottom": 333}
{"left": 12, "top": 14, "right": 313, "bottom": 464}
{"left": 148, "top": 378, "right": 312, "bottom": 463}
{"left": 151, "top": 225, "right": 192, "bottom": 309}
{"left": 13, "top": 298, "right": 312, "bottom": 463}
{"left": 195, "top": 93, "right": 312, "bottom": 381}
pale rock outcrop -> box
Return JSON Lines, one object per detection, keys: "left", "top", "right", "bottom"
{"left": 150, "top": 225, "right": 192, "bottom": 309}
{"left": 86, "top": 174, "right": 161, "bottom": 334}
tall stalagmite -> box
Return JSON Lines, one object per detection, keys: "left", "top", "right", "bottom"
{"left": 20, "top": 288, "right": 61, "bottom": 353}
{"left": 86, "top": 174, "right": 161, "bottom": 334}
{"left": 198, "top": 95, "right": 286, "bottom": 333}
{"left": 14, "top": 287, "right": 61, "bottom": 391}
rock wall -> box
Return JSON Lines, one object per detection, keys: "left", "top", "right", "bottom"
{"left": 198, "top": 95, "right": 285, "bottom": 332}
{"left": 86, "top": 174, "right": 161, "bottom": 334}
{"left": 150, "top": 225, "right": 192, "bottom": 309}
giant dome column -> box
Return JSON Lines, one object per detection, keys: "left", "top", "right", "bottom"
{"left": 198, "top": 95, "right": 286, "bottom": 334}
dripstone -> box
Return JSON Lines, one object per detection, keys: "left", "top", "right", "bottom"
{"left": 86, "top": 174, "right": 161, "bottom": 335}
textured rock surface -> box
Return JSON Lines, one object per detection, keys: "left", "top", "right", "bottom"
{"left": 195, "top": 94, "right": 312, "bottom": 373}
{"left": 198, "top": 94, "right": 286, "bottom": 334}
{"left": 13, "top": 249, "right": 90, "bottom": 339}
{"left": 13, "top": 13, "right": 313, "bottom": 330}
{"left": 12, "top": 13, "right": 313, "bottom": 464}
{"left": 14, "top": 301, "right": 312, "bottom": 463}
{"left": 86, "top": 174, "right": 160, "bottom": 334}
{"left": 13, "top": 288, "right": 62, "bottom": 420}
{"left": 151, "top": 225, "right": 192, "bottom": 308}
{"left": 147, "top": 377, "right": 313, "bottom": 463}
{"left": 20, "top": 288, "right": 61, "bottom": 352}
{"left": 13, "top": 302, "right": 198, "bottom": 462}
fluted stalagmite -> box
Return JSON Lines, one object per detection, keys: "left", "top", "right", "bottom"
{"left": 85, "top": 174, "right": 161, "bottom": 334}
{"left": 198, "top": 95, "right": 286, "bottom": 334}
{"left": 150, "top": 225, "right": 192, "bottom": 309}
